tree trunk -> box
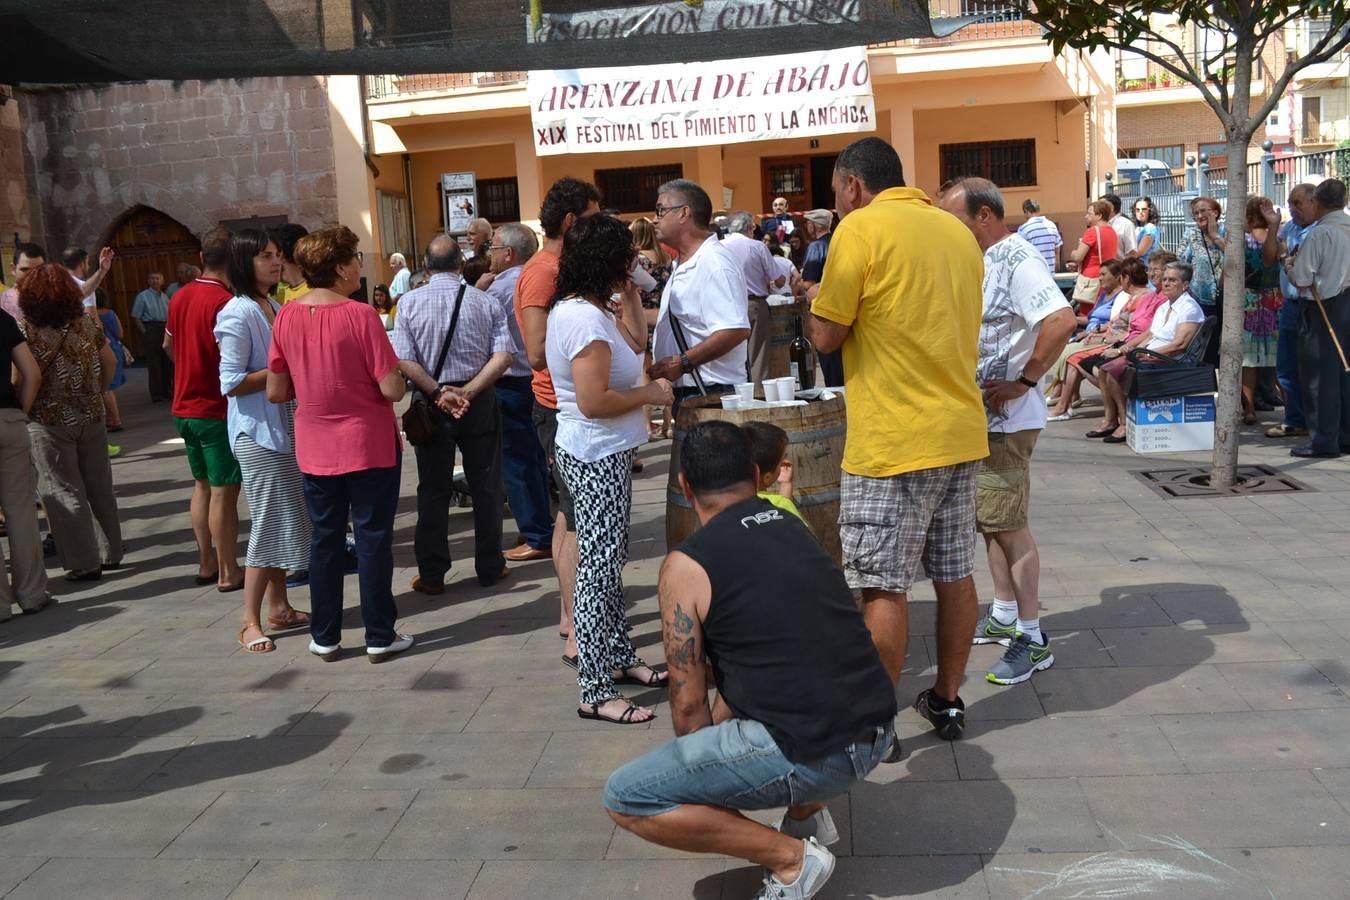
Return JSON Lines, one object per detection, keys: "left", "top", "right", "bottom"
{"left": 1209, "top": 44, "right": 1257, "bottom": 490}
{"left": 1210, "top": 138, "right": 1249, "bottom": 490}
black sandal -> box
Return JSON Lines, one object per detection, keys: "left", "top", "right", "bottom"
{"left": 561, "top": 653, "right": 578, "bottom": 670}
{"left": 577, "top": 701, "right": 653, "bottom": 724}
{"left": 1085, "top": 427, "right": 1119, "bottom": 439}
{"left": 614, "top": 665, "right": 668, "bottom": 687}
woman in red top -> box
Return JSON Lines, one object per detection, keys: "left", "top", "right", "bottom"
{"left": 1067, "top": 199, "right": 1119, "bottom": 309}
{"left": 267, "top": 226, "right": 414, "bottom": 663}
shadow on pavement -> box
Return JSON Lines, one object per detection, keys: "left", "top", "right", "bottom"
{"left": 0, "top": 706, "right": 351, "bottom": 828}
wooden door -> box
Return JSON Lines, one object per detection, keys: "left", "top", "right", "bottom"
{"left": 98, "top": 207, "right": 201, "bottom": 354}
{"left": 760, "top": 154, "right": 838, "bottom": 218}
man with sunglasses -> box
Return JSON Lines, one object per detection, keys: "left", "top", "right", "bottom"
{"left": 650, "top": 179, "right": 751, "bottom": 414}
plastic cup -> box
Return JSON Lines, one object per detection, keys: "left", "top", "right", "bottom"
{"left": 734, "top": 382, "right": 755, "bottom": 402}
{"left": 775, "top": 376, "right": 796, "bottom": 399}
{"left": 763, "top": 380, "right": 783, "bottom": 402}
{"left": 720, "top": 395, "right": 741, "bottom": 410}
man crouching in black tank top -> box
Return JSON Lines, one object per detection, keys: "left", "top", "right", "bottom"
{"left": 604, "top": 421, "right": 897, "bottom": 900}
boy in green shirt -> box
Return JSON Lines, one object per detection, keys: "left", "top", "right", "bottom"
{"left": 743, "top": 422, "right": 807, "bottom": 526}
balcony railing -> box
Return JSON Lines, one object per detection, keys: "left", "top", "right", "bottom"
{"left": 873, "top": 0, "right": 1042, "bottom": 50}
{"left": 366, "top": 71, "right": 526, "bottom": 100}
{"left": 1115, "top": 53, "right": 1270, "bottom": 93}
{"left": 365, "top": 2, "right": 1042, "bottom": 99}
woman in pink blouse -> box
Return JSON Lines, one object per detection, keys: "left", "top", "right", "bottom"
{"left": 267, "top": 226, "right": 414, "bottom": 663}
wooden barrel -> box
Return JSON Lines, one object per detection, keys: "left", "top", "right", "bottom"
{"left": 665, "top": 393, "right": 846, "bottom": 564}
{"left": 764, "top": 300, "right": 804, "bottom": 380}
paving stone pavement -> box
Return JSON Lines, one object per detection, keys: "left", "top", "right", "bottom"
{"left": 3, "top": 371, "right": 1350, "bottom": 899}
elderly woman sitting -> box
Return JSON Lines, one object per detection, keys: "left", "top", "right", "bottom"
{"left": 1077, "top": 260, "right": 1207, "bottom": 444}
{"left": 1048, "top": 258, "right": 1157, "bottom": 421}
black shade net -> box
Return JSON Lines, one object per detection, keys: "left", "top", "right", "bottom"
{"left": 1, "top": 0, "right": 980, "bottom": 84}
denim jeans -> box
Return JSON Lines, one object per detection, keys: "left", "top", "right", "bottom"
{"left": 304, "top": 461, "right": 401, "bottom": 649}
{"left": 604, "top": 718, "right": 893, "bottom": 817}
{"left": 1277, "top": 326, "right": 1306, "bottom": 429}
{"left": 496, "top": 375, "right": 554, "bottom": 550}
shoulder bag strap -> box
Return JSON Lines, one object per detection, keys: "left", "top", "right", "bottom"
{"left": 424, "top": 281, "right": 467, "bottom": 395}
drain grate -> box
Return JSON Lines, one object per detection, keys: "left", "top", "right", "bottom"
{"left": 1132, "top": 464, "right": 1316, "bottom": 499}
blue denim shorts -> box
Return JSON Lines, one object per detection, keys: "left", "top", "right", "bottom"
{"left": 603, "top": 718, "right": 893, "bottom": 817}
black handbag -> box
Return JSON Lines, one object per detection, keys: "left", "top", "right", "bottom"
{"left": 401, "top": 282, "right": 465, "bottom": 446}
{"left": 1128, "top": 362, "right": 1218, "bottom": 399}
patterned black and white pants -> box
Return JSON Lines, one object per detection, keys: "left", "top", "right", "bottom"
{"left": 555, "top": 444, "right": 643, "bottom": 706}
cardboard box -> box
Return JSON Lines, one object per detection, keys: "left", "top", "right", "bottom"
{"left": 1126, "top": 394, "right": 1216, "bottom": 453}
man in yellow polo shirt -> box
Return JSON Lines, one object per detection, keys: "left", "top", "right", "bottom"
{"left": 808, "top": 137, "right": 988, "bottom": 752}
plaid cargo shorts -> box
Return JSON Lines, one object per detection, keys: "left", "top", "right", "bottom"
{"left": 839, "top": 461, "right": 979, "bottom": 594}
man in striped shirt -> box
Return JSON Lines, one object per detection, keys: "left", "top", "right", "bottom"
{"left": 1016, "top": 199, "right": 1063, "bottom": 273}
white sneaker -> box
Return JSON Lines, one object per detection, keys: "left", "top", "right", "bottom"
{"left": 367, "top": 633, "right": 414, "bottom": 663}
{"left": 308, "top": 640, "right": 341, "bottom": 662}
{"left": 755, "top": 837, "right": 835, "bottom": 899}
{"left": 777, "top": 807, "right": 839, "bottom": 846}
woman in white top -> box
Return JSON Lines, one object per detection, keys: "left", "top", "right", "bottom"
{"left": 762, "top": 233, "right": 799, "bottom": 298}
{"left": 217, "top": 229, "right": 312, "bottom": 653}
{"left": 546, "top": 215, "right": 674, "bottom": 725}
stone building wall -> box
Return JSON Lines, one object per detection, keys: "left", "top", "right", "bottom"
{"left": 1, "top": 89, "right": 42, "bottom": 282}
{"left": 19, "top": 76, "right": 339, "bottom": 252}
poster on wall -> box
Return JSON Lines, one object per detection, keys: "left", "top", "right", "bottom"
{"left": 528, "top": 46, "right": 874, "bottom": 156}
{"left": 441, "top": 172, "right": 478, "bottom": 235}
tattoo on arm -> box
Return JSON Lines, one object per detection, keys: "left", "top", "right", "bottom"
{"left": 672, "top": 605, "right": 694, "bottom": 636}
{"left": 667, "top": 637, "right": 696, "bottom": 669}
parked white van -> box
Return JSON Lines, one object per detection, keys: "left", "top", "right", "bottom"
{"left": 1116, "top": 158, "right": 1175, "bottom": 179}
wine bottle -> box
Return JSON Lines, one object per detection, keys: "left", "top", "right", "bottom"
{"left": 789, "top": 316, "right": 816, "bottom": 390}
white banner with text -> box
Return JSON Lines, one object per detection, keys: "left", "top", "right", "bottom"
{"left": 528, "top": 46, "right": 874, "bottom": 156}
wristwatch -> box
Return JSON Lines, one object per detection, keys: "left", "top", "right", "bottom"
{"left": 1016, "top": 373, "right": 1038, "bottom": 389}
{"left": 679, "top": 352, "right": 693, "bottom": 374}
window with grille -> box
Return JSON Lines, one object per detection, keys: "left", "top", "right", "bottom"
{"left": 768, "top": 164, "right": 806, "bottom": 195}
{"left": 594, "top": 164, "right": 683, "bottom": 214}
{"left": 939, "top": 139, "right": 1037, "bottom": 188}
{"left": 478, "top": 177, "right": 521, "bottom": 223}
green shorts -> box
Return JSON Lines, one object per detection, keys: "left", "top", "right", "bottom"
{"left": 174, "top": 416, "right": 242, "bottom": 487}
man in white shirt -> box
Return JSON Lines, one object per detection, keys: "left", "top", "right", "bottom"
{"left": 721, "top": 211, "right": 786, "bottom": 383}
{"left": 388, "top": 253, "right": 412, "bottom": 301}
{"left": 650, "top": 180, "right": 752, "bottom": 414}
{"left": 1102, "top": 194, "right": 1136, "bottom": 259}
{"left": 1291, "top": 177, "right": 1350, "bottom": 458}
{"left": 941, "top": 178, "right": 1076, "bottom": 687}
{"left": 62, "top": 246, "right": 115, "bottom": 315}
